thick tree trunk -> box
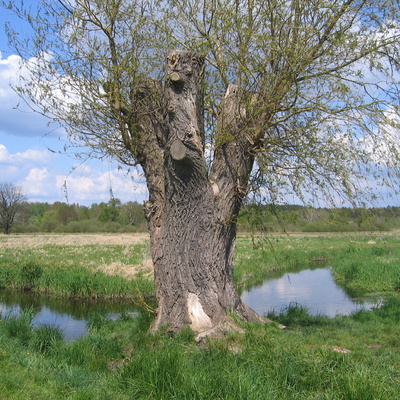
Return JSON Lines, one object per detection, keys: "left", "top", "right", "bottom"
{"left": 132, "top": 50, "right": 268, "bottom": 336}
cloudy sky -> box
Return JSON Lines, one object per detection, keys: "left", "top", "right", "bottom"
{"left": 1, "top": 3, "right": 399, "bottom": 208}
{"left": 0, "top": 4, "right": 148, "bottom": 206}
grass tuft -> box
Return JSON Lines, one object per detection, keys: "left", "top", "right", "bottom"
{"left": 267, "top": 302, "right": 331, "bottom": 327}
{"left": 1, "top": 307, "right": 36, "bottom": 345}
{"left": 31, "top": 324, "right": 64, "bottom": 355}
{"left": 86, "top": 310, "right": 109, "bottom": 332}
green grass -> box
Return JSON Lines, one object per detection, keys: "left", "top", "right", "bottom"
{"left": 332, "top": 238, "right": 400, "bottom": 294}
{"left": 1, "top": 299, "right": 399, "bottom": 399}
{"left": 1, "top": 232, "right": 400, "bottom": 399}
{"left": 0, "top": 259, "right": 154, "bottom": 300}
{"left": 0, "top": 238, "right": 154, "bottom": 300}
{"left": 234, "top": 232, "right": 400, "bottom": 296}
{"left": 1, "top": 232, "right": 399, "bottom": 299}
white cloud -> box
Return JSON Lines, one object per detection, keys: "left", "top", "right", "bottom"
{"left": 0, "top": 142, "right": 148, "bottom": 204}
{"left": 359, "top": 108, "right": 400, "bottom": 167}
{"left": 0, "top": 144, "right": 51, "bottom": 165}
{"left": 0, "top": 39, "right": 150, "bottom": 205}
{"left": 0, "top": 53, "right": 62, "bottom": 138}
{"left": 0, "top": 54, "right": 21, "bottom": 79}
{"left": 57, "top": 166, "right": 148, "bottom": 204}
{"left": 23, "top": 167, "right": 51, "bottom": 196}
{"left": 0, "top": 165, "right": 21, "bottom": 181}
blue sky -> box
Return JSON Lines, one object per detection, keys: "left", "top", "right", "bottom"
{"left": 1, "top": 2, "right": 399, "bottom": 208}
{"left": 0, "top": 3, "right": 148, "bottom": 206}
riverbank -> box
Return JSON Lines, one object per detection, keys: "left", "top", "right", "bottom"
{"left": 235, "top": 231, "right": 400, "bottom": 296}
{"left": 1, "top": 232, "right": 400, "bottom": 399}
{"left": 1, "top": 297, "right": 399, "bottom": 399}
{"left": 0, "top": 233, "right": 154, "bottom": 301}
{"left": 1, "top": 232, "right": 400, "bottom": 299}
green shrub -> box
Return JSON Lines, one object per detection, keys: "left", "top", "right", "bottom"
{"left": 62, "top": 221, "right": 83, "bottom": 233}
{"left": 302, "top": 221, "right": 353, "bottom": 232}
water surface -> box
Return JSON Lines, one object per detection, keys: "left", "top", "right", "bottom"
{"left": 242, "top": 267, "right": 380, "bottom": 317}
{"left": 1, "top": 267, "right": 381, "bottom": 341}
{"left": 0, "top": 290, "right": 139, "bottom": 341}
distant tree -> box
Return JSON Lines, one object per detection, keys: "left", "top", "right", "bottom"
{"left": 0, "top": 182, "right": 27, "bottom": 234}
{"left": 98, "top": 199, "right": 121, "bottom": 223}
{"left": 89, "top": 203, "right": 101, "bottom": 219}
{"left": 40, "top": 209, "right": 59, "bottom": 232}
{"left": 77, "top": 205, "right": 91, "bottom": 220}
{"left": 26, "top": 202, "right": 50, "bottom": 225}
{"left": 120, "top": 201, "right": 146, "bottom": 226}
{"left": 53, "top": 202, "right": 79, "bottom": 225}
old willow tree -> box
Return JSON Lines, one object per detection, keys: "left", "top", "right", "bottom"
{"left": 4, "top": 0, "right": 400, "bottom": 334}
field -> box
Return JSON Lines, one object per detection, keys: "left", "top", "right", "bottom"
{"left": 0, "top": 233, "right": 154, "bottom": 300}
{"left": 1, "top": 232, "right": 400, "bottom": 399}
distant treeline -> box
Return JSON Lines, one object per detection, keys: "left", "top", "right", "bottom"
{"left": 12, "top": 200, "right": 400, "bottom": 234}
{"left": 237, "top": 204, "right": 400, "bottom": 233}
{"left": 13, "top": 199, "right": 147, "bottom": 233}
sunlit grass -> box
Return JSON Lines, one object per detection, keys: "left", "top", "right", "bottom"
{"left": 1, "top": 232, "right": 400, "bottom": 399}
{"left": 1, "top": 232, "right": 400, "bottom": 303}
{"left": 1, "top": 299, "right": 399, "bottom": 399}
{"left": 0, "top": 236, "right": 154, "bottom": 300}
{"left": 235, "top": 232, "right": 400, "bottom": 295}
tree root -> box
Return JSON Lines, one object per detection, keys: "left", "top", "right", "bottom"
{"left": 194, "top": 303, "right": 287, "bottom": 342}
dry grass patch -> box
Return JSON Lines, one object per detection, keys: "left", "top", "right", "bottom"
{"left": 0, "top": 233, "right": 154, "bottom": 283}
{"left": 0, "top": 233, "right": 149, "bottom": 248}
{"left": 98, "top": 259, "right": 154, "bottom": 280}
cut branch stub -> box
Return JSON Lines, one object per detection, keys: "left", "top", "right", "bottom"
{"left": 168, "top": 72, "right": 182, "bottom": 83}
{"left": 170, "top": 139, "right": 187, "bottom": 161}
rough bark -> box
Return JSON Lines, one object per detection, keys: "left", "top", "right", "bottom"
{"left": 129, "top": 50, "right": 269, "bottom": 336}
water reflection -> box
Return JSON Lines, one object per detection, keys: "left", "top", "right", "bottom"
{"left": 1, "top": 267, "right": 381, "bottom": 340}
{"left": 0, "top": 290, "right": 140, "bottom": 341}
{"left": 242, "top": 267, "right": 380, "bottom": 317}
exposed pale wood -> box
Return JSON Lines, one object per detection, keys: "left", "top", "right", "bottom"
{"left": 170, "top": 139, "right": 187, "bottom": 161}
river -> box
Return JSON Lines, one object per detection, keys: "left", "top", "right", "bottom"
{"left": 242, "top": 267, "right": 380, "bottom": 317}
{"left": 0, "top": 266, "right": 380, "bottom": 341}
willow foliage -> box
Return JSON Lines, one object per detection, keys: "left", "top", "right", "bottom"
{"left": 3, "top": 0, "right": 400, "bottom": 205}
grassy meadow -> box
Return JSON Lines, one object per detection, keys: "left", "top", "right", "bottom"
{"left": 0, "top": 234, "right": 154, "bottom": 302}
{"left": 0, "top": 232, "right": 400, "bottom": 399}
